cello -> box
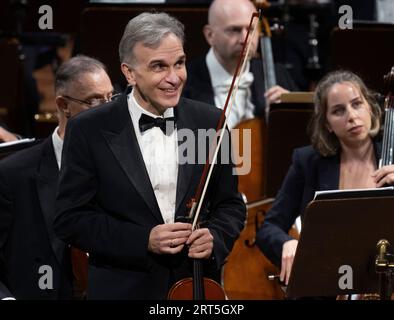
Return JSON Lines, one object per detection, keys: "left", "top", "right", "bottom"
{"left": 336, "top": 67, "right": 394, "bottom": 301}
{"left": 167, "top": 11, "right": 261, "bottom": 300}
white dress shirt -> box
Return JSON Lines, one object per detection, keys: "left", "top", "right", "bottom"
{"left": 52, "top": 126, "right": 63, "bottom": 169}
{"left": 206, "top": 48, "right": 256, "bottom": 129}
{"left": 127, "top": 89, "right": 178, "bottom": 224}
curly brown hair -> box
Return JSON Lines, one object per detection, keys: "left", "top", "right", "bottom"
{"left": 310, "top": 70, "right": 382, "bottom": 156}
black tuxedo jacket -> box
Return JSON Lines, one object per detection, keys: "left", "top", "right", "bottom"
{"left": 183, "top": 56, "right": 298, "bottom": 119}
{"left": 0, "top": 138, "right": 73, "bottom": 299}
{"left": 54, "top": 91, "right": 246, "bottom": 299}
{"left": 256, "top": 142, "right": 382, "bottom": 267}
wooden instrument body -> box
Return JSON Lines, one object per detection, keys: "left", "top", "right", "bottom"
{"left": 222, "top": 118, "right": 286, "bottom": 299}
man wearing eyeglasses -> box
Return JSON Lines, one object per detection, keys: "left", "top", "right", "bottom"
{"left": 0, "top": 55, "right": 113, "bottom": 300}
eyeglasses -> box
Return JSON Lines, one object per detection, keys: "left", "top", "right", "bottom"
{"left": 63, "top": 94, "right": 119, "bottom": 107}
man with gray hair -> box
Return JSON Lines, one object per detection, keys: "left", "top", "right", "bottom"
{"left": 54, "top": 12, "right": 245, "bottom": 299}
{"left": 0, "top": 55, "right": 113, "bottom": 299}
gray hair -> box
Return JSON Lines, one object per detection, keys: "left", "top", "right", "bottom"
{"left": 119, "top": 12, "right": 185, "bottom": 65}
{"left": 55, "top": 55, "right": 107, "bottom": 95}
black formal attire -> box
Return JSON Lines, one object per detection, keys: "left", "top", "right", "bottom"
{"left": 0, "top": 138, "right": 73, "bottom": 299}
{"left": 256, "top": 141, "right": 382, "bottom": 267}
{"left": 54, "top": 89, "right": 246, "bottom": 299}
{"left": 182, "top": 56, "right": 298, "bottom": 120}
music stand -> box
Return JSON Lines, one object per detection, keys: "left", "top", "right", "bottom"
{"left": 287, "top": 191, "right": 394, "bottom": 298}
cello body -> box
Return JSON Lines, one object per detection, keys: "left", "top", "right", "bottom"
{"left": 222, "top": 118, "right": 286, "bottom": 299}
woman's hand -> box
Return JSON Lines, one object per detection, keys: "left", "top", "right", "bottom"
{"left": 280, "top": 239, "right": 298, "bottom": 285}
{"left": 372, "top": 165, "right": 394, "bottom": 187}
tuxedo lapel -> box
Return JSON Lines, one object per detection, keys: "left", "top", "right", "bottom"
{"left": 102, "top": 93, "right": 163, "bottom": 223}
{"left": 35, "top": 139, "right": 65, "bottom": 265}
{"left": 174, "top": 99, "right": 201, "bottom": 217}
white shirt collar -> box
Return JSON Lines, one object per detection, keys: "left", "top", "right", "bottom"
{"left": 51, "top": 126, "right": 63, "bottom": 169}
{"left": 128, "top": 88, "right": 174, "bottom": 123}
{"left": 206, "top": 47, "right": 251, "bottom": 89}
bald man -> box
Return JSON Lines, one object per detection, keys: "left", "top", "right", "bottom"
{"left": 183, "top": 0, "right": 297, "bottom": 128}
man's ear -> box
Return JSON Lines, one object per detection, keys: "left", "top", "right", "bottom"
{"left": 203, "top": 24, "right": 214, "bottom": 46}
{"left": 55, "top": 96, "right": 71, "bottom": 118}
{"left": 121, "top": 63, "right": 136, "bottom": 86}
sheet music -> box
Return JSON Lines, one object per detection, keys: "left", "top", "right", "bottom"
{"left": 314, "top": 186, "right": 394, "bottom": 200}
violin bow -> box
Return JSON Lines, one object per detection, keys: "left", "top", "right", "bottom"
{"left": 188, "top": 11, "right": 261, "bottom": 230}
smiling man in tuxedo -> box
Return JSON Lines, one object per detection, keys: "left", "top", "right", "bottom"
{"left": 54, "top": 12, "right": 246, "bottom": 299}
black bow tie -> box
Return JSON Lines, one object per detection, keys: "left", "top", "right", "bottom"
{"left": 138, "top": 113, "right": 176, "bottom": 135}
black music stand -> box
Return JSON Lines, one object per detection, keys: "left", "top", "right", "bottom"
{"left": 287, "top": 191, "right": 394, "bottom": 298}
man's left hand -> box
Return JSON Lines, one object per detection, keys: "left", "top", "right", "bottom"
{"left": 186, "top": 228, "right": 214, "bottom": 259}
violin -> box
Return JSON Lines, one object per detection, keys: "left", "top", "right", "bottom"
{"left": 167, "top": 219, "right": 226, "bottom": 300}
{"left": 167, "top": 11, "right": 261, "bottom": 301}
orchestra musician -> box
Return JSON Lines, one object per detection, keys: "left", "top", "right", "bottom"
{"left": 0, "top": 55, "right": 113, "bottom": 299}
{"left": 256, "top": 70, "right": 394, "bottom": 286}
{"left": 183, "top": 0, "right": 297, "bottom": 129}
{"left": 53, "top": 12, "right": 245, "bottom": 299}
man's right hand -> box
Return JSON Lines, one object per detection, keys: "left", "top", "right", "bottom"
{"left": 148, "top": 222, "right": 192, "bottom": 255}
{"left": 280, "top": 239, "right": 298, "bottom": 285}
